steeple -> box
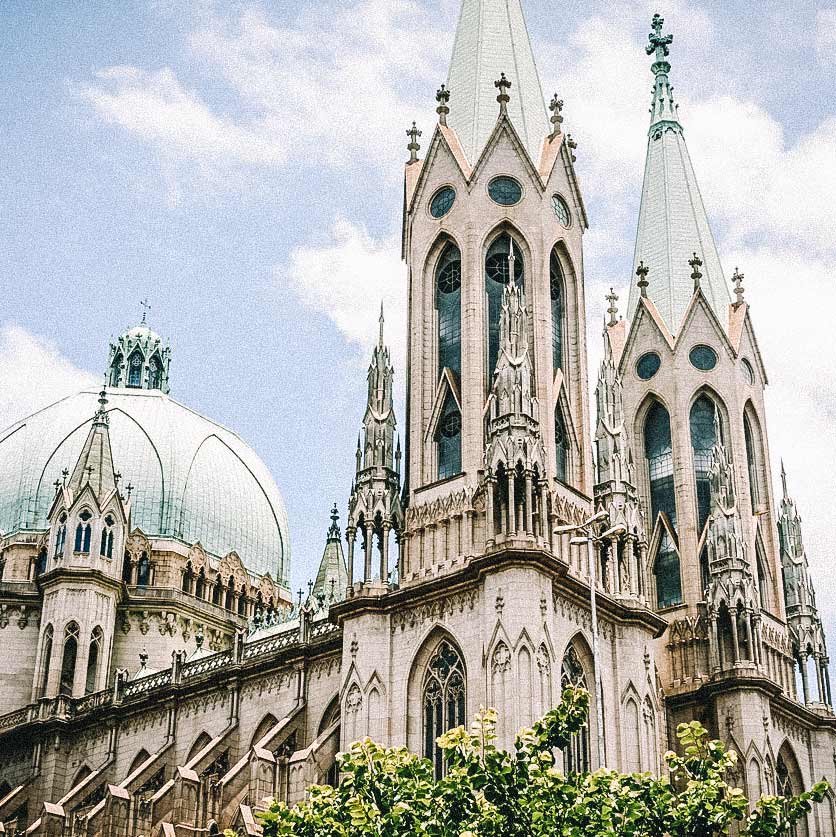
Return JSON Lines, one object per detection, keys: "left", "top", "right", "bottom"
{"left": 311, "top": 504, "right": 349, "bottom": 603}
{"left": 627, "top": 14, "right": 730, "bottom": 334}
{"left": 66, "top": 389, "right": 119, "bottom": 504}
{"left": 446, "top": 0, "right": 549, "bottom": 163}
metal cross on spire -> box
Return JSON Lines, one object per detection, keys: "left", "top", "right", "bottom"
{"left": 689, "top": 252, "right": 703, "bottom": 292}
{"left": 606, "top": 288, "right": 619, "bottom": 327}
{"left": 406, "top": 122, "right": 422, "bottom": 163}
{"left": 732, "top": 267, "right": 746, "bottom": 307}
{"left": 495, "top": 72, "right": 511, "bottom": 115}
{"left": 646, "top": 13, "right": 673, "bottom": 63}
{"left": 140, "top": 298, "right": 151, "bottom": 324}
{"left": 549, "top": 93, "right": 564, "bottom": 137}
{"left": 436, "top": 84, "right": 450, "bottom": 126}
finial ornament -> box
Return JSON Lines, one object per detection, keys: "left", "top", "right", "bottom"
{"left": 140, "top": 297, "right": 151, "bottom": 324}
{"left": 646, "top": 13, "right": 673, "bottom": 63}
{"left": 495, "top": 72, "right": 511, "bottom": 114}
{"left": 732, "top": 267, "right": 746, "bottom": 307}
{"left": 378, "top": 302, "right": 385, "bottom": 346}
{"left": 406, "top": 122, "right": 422, "bottom": 163}
{"left": 567, "top": 133, "right": 577, "bottom": 162}
{"left": 689, "top": 252, "right": 703, "bottom": 292}
{"left": 436, "top": 84, "right": 450, "bottom": 126}
{"left": 636, "top": 261, "right": 650, "bottom": 297}
{"left": 549, "top": 93, "right": 564, "bottom": 136}
{"left": 606, "top": 288, "right": 619, "bottom": 326}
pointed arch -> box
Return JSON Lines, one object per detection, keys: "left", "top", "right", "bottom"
{"left": 127, "top": 749, "right": 151, "bottom": 777}
{"left": 776, "top": 741, "right": 809, "bottom": 837}
{"left": 71, "top": 765, "right": 92, "bottom": 791}
{"left": 743, "top": 401, "right": 769, "bottom": 514}
{"left": 434, "top": 238, "right": 462, "bottom": 382}
{"left": 186, "top": 732, "right": 212, "bottom": 765}
{"left": 109, "top": 353, "right": 124, "bottom": 387}
{"left": 38, "top": 623, "right": 54, "bottom": 698}
{"left": 549, "top": 246, "right": 566, "bottom": 377}
{"left": 689, "top": 388, "right": 729, "bottom": 535}
{"left": 317, "top": 695, "right": 341, "bottom": 737}
{"left": 560, "top": 640, "right": 591, "bottom": 773}
{"left": 85, "top": 626, "right": 104, "bottom": 694}
{"left": 622, "top": 686, "right": 642, "bottom": 773}
{"left": 147, "top": 353, "right": 164, "bottom": 390}
{"left": 127, "top": 350, "right": 144, "bottom": 388}
{"left": 249, "top": 713, "right": 280, "bottom": 749}
{"left": 60, "top": 621, "right": 80, "bottom": 696}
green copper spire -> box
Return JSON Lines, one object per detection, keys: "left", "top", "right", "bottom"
{"left": 646, "top": 14, "right": 680, "bottom": 130}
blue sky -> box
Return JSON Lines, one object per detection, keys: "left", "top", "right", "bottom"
{"left": 2, "top": 0, "right": 835, "bottom": 641}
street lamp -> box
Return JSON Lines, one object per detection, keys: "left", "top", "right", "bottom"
{"left": 555, "top": 511, "right": 626, "bottom": 770}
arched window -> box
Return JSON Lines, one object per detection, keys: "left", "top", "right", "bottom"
{"left": 60, "top": 622, "right": 80, "bottom": 696}
{"left": 423, "top": 640, "right": 466, "bottom": 779}
{"left": 136, "top": 552, "right": 150, "bottom": 586}
{"left": 645, "top": 402, "right": 681, "bottom": 608}
{"left": 110, "top": 354, "right": 123, "bottom": 387}
{"left": 485, "top": 233, "right": 524, "bottom": 383}
{"left": 436, "top": 392, "right": 462, "bottom": 481}
{"left": 195, "top": 569, "right": 205, "bottom": 599}
{"left": 237, "top": 591, "right": 248, "bottom": 616}
{"left": 212, "top": 581, "right": 222, "bottom": 605}
{"left": 40, "top": 624, "right": 54, "bottom": 697}
{"left": 127, "top": 352, "right": 143, "bottom": 388}
{"left": 744, "top": 413, "right": 759, "bottom": 513}
{"left": 550, "top": 250, "right": 564, "bottom": 374}
{"left": 182, "top": 563, "right": 193, "bottom": 594}
{"left": 757, "top": 542, "right": 769, "bottom": 612}
{"left": 690, "top": 394, "right": 721, "bottom": 534}
{"left": 225, "top": 576, "right": 235, "bottom": 610}
{"left": 554, "top": 408, "right": 568, "bottom": 483}
{"left": 561, "top": 647, "right": 590, "bottom": 773}
{"left": 122, "top": 553, "right": 133, "bottom": 583}
{"left": 436, "top": 244, "right": 462, "bottom": 380}
{"left": 777, "top": 749, "right": 809, "bottom": 837}
{"left": 75, "top": 511, "right": 92, "bottom": 553}
{"left": 85, "top": 627, "right": 103, "bottom": 694}
{"left": 148, "top": 356, "right": 162, "bottom": 390}
{"left": 36, "top": 547, "right": 48, "bottom": 576}
{"left": 100, "top": 515, "right": 115, "bottom": 559}
{"left": 55, "top": 514, "right": 67, "bottom": 558}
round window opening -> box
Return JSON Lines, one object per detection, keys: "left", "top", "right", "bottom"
{"left": 552, "top": 194, "right": 571, "bottom": 227}
{"left": 436, "top": 260, "right": 461, "bottom": 294}
{"left": 741, "top": 358, "right": 755, "bottom": 386}
{"left": 689, "top": 345, "right": 718, "bottom": 371}
{"left": 430, "top": 186, "right": 456, "bottom": 219}
{"left": 636, "top": 352, "right": 661, "bottom": 380}
{"left": 440, "top": 411, "right": 462, "bottom": 438}
{"left": 488, "top": 176, "right": 522, "bottom": 206}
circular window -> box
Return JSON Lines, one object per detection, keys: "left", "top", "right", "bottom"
{"left": 551, "top": 194, "right": 571, "bottom": 227}
{"left": 486, "top": 239, "right": 523, "bottom": 286}
{"left": 636, "top": 352, "right": 661, "bottom": 380}
{"left": 488, "top": 176, "right": 522, "bottom": 206}
{"left": 436, "top": 260, "right": 461, "bottom": 294}
{"left": 689, "top": 345, "right": 718, "bottom": 371}
{"left": 741, "top": 358, "right": 755, "bottom": 386}
{"left": 440, "top": 411, "right": 462, "bottom": 438}
{"left": 430, "top": 186, "right": 455, "bottom": 219}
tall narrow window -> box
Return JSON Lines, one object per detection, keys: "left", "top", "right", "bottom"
{"left": 148, "top": 356, "right": 162, "bottom": 390}
{"left": 690, "top": 395, "right": 720, "bottom": 534}
{"left": 436, "top": 392, "right": 462, "bottom": 481}
{"left": 744, "top": 414, "right": 759, "bottom": 513}
{"left": 423, "top": 641, "right": 466, "bottom": 779}
{"left": 110, "top": 354, "right": 123, "bottom": 387}
{"left": 36, "top": 547, "right": 48, "bottom": 576}
{"left": 40, "top": 624, "right": 54, "bottom": 697}
{"left": 136, "top": 552, "right": 150, "bottom": 586}
{"left": 85, "top": 627, "right": 103, "bottom": 694}
{"left": 100, "top": 515, "right": 115, "bottom": 559}
{"left": 645, "top": 402, "right": 681, "bottom": 608}
{"left": 195, "top": 569, "right": 205, "bottom": 599}
{"left": 436, "top": 244, "right": 462, "bottom": 380}
{"left": 75, "top": 511, "right": 92, "bottom": 553}
{"left": 127, "top": 352, "right": 143, "bottom": 388}
{"left": 561, "top": 648, "right": 590, "bottom": 772}
{"left": 554, "top": 409, "right": 568, "bottom": 483}
{"left": 55, "top": 514, "right": 67, "bottom": 558}
{"left": 550, "top": 250, "right": 564, "bottom": 374}
{"left": 60, "top": 622, "right": 80, "bottom": 696}
{"left": 485, "top": 234, "right": 524, "bottom": 383}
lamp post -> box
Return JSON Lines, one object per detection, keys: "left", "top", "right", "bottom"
{"left": 555, "top": 510, "right": 626, "bottom": 770}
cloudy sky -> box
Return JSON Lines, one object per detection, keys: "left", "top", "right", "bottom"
{"left": 2, "top": 0, "right": 834, "bottom": 640}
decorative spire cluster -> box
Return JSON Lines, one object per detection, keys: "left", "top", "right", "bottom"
{"left": 549, "top": 94, "right": 564, "bottom": 137}
{"left": 436, "top": 84, "right": 450, "bottom": 126}
{"left": 689, "top": 252, "right": 703, "bottom": 292}
{"left": 407, "top": 122, "right": 422, "bottom": 163}
{"left": 646, "top": 13, "right": 680, "bottom": 129}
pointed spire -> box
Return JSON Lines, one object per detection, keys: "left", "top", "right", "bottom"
{"left": 378, "top": 302, "right": 385, "bottom": 347}
{"left": 446, "top": 0, "right": 549, "bottom": 163}
{"left": 67, "top": 389, "right": 119, "bottom": 503}
{"left": 313, "top": 503, "right": 349, "bottom": 603}
{"left": 732, "top": 267, "right": 746, "bottom": 308}
{"left": 549, "top": 93, "right": 564, "bottom": 137}
{"left": 406, "top": 122, "right": 422, "bottom": 164}
{"left": 606, "top": 288, "right": 619, "bottom": 327}
{"left": 646, "top": 14, "right": 679, "bottom": 130}
{"left": 436, "top": 84, "right": 450, "bottom": 126}
{"left": 780, "top": 459, "right": 789, "bottom": 500}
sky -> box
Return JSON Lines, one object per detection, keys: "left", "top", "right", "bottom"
{"left": 1, "top": 0, "right": 835, "bottom": 642}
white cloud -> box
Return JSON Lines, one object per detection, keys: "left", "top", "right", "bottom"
{"left": 283, "top": 218, "right": 407, "bottom": 369}
{"left": 0, "top": 325, "right": 96, "bottom": 432}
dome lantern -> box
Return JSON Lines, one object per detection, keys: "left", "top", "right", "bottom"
{"left": 107, "top": 315, "right": 171, "bottom": 394}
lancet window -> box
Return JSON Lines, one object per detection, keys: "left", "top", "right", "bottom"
{"left": 436, "top": 243, "right": 462, "bottom": 380}
{"left": 550, "top": 250, "right": 564, "bottom": 375}
{"left": 485, "top": 233, "right": 524, "bottom": 383}
{"left": 148, "top": 356, "right": 163, "bottom": 390}
{"left": 561, "top": 648, "right": 590, "bottom": 773}
{"left": 100, "top": 515, "right": 115, "bottom": 559}
{"left": 40, "top": 624, "right": 53, "bottom": 697}
{"left": 127, "top": 352, "right": 143, "bottom": 388}
{"left": 744, "top": 413, "right": 759, "bottom": 513}
{"left": 436, "top": 392, "right": 462, "bottom": 481}
{"left": 75, "top": 511, "right": 93, "bottom": 554}
{"left": 136, "top": 552, "right": 150, "bottom": 586}
{"left": 109, "top": 354, "right": 123, "bottom": 387}
{"left": 690, "top": 394, "right": 722, "bottom": 533}
{"left": 85, "top": 626, "right": 103, "bottom": 694}
{"left": 554, "top": 408, "right": 568, "bottom": 483}
{"left": 60, "top": 621, "right": 80, "bottom": 696}
{"left": 55, "top": 514, "right": 67, "bottom": 558}
{"left": 423, "top": 640, "right": 466, "bottom": 779}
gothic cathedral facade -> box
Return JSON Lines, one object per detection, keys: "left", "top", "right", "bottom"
{"left": 1, "top": 3, "right": 834, "bottom": 837}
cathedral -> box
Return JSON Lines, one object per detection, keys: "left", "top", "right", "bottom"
{"left": 1, "top": 2, "right": 835, "bottom": 836}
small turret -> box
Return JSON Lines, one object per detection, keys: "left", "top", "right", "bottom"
{"left": 107, "top": 304, "right": 171, "bottom": 393}
{"left": 311, "top": 505, "right": 349, "bottom": 604}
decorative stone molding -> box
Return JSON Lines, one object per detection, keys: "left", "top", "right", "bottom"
{"left": 404, "top": 485, "right": 477, "bottom": 531}
{"left": 390, "top": 587, "right": 478, "bottom": 633}
{"left": 492, "top": 642, "right": 511, "bottom": 674}
{"left": 552, "top": 592, "right": 614, "bottom": 640}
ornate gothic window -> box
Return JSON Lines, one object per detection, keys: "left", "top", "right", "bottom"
{"left": 182, "top": 563, "right": 193, "bottom": 593}
{"left": 195, "top": 569, "right": 206, "bottom": 599}
{"left": 744, "top": 413, "right": 759, "bottom": 513}
{"left": 550, "top": 250, "right": 564, "bottom": 375}
{"left": 690, "top": 395, "right": 721, "bottom": 534}
{"left": 127, "top": 352, "right": 143, "bottom": 388}
{"left": 136, "top": 552, "right": 150, "bottom": 586}
{"left": 55, "top": 513, "right": 67, "bottom": 558}
{"left": 75, "top": 511, "right": 93, "bottom": 553}
{"left": 100, "top": 515, "right": 115, "bottom": 559}
{"left": 36, "top": 547, "right": 48, "bottom": 576}
{"left": 436, "top": 243, "right": 462, "bottom": 379}
{"left": 561, "top": 648, "right": 590, "bottom": 773}
{"left": 554, "top": 408, "right": 568, "bottom": 483}
{"left": 110, "top": 354, "right": 123, "bottom": 387}
{"left": 85, "top": 626, "right": 103, "bottom": 694}
{"left": 40, "top": 624, "right": 54, "bottom": 697}
{"left": 148, "top": 356, "right": 163, "bottom": 390}
{"left": 60, "top": 622, "right": 80, "bottom": 696}
{"left": 436, "top": 392, "right": 462, "bottom": 481}
{"left": 423, "top": 641, "right": 466, "bottom": 779}
{"left": 485, "top": 234, "right": 524, "bottom": 383}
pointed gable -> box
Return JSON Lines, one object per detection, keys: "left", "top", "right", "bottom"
{"left": 67, "top": 391, "right": 119, "bottom": 505}
{"left": 446, "top": 0, "right": 549, "bottom": 165}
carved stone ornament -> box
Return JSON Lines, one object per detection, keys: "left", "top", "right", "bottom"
{"left": 492, "top": 643, "right": 511, "bottom": 674}
{"left": 345, "top": 684, "right": 363, "bottom": 714}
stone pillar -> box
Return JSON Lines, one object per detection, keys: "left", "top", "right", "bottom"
{"left": 625, "top": 537, "right": 637, "bottom": 596}
{"left": 346, "top": 528, "right": 356, "bottom": 590}
{"left": 486, "top": 479, "right": 495, "bottom": 543}
{"left": 426, "top": 523, "right": 436, "bottom": 567}
{"left": 800, "top": 654, "right": 810, "bottom": 703}
{"left": 815, "top": 653, "right": 826, "bottom": 703}
{"left": 539, "top": 483, "right": 549, "bottom": 543}
{"left": 824, "top": 660, "right": 833, "bottom": 706}
{"left": 730, "top": 611, "right": 741, "bottom": 664}
{"left": 380, "top": 524, "right": 390, "bottom": 583}
{"left": 400, "top": 531, "right": 409, "bottom": 579}
{"left": 524, "top": 471, "right": 533, "bottom": 537}
{"left": 506, "top": 470, "right": 515, "bottom": 535}
{"left": 608, "top": 538, "right": 618, "bottom": 594}
{"left": 363, "top": 522, "right": 374, "bottom": 583}
{"left": 462, "top": 510, "right": 473, "bottom": 556}
{"left": 710, "top": 615, "right": 720, "bottom": 672}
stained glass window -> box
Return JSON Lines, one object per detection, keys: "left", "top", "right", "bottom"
{"left": 551, "top": 194, "right": 571, "bottom": 227}
{"left": 423, "top": 641, "right": 466, "bottom": 779}
{"left": 689, "top": 345, "right": 717, "bottom": 371}
{"left": 555, "top": 409, "right": 568, "bottom": 483}
{"left": 127, "top": 352, "right": 143, "bottom": 388}
{"left": 561, "top": 648, "right": 590, "bottom": 772}
{"left": 430, "top": 187, "right": 456, "bottom": 219}
{"left": 690, "top": 395, "right": 719, "bottom": 533}
{"left": 488, "top": 176, "right": 522, "bottom": 206}
{"left": 636, "top": 352, "right": 661, "bottom": 380}
{"left": 744, "top": 414, "right": 759, "bottom": 513}
{"left": 436, "top": 244, "right": 462, "bottom": 379}
{"left": 550, "top": 250, "right": 564, "bottom": 374}
{"left": 436, "top": 392, "right": 462, "bottom": 481}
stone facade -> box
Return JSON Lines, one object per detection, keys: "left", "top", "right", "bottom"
{"left": 1, "top": 4, "right": 835, "bottom": 837}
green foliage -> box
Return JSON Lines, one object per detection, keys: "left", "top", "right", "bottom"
{"left": 257, "top": 687, "right": 829, "bottom": 837}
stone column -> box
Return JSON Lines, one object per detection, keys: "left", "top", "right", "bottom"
{"left": 462, "top": 511, "right": 473, "bottom": 557}
{"left": 364, "top": 522, "right": 374, "bottom": 583}
{"left": 486, "top": 479, "right": 495, "bottom": 543}
{"left": 524, "top": 471, "right": 533, "bottom": 537}
{"left": 815, "top": 653, "right": 826, "bottom": 703}
{"left": 346, "top": 528, "right": 356, "bottom": 589}
{"left": 799, "top": 654, "right": 810, "bottom": 703}
{"left": 730, "top": 611, "right": 741, "bottom": 664}
{"left": 506, "top": 470, "right": 515, "bottom": 535}
{"left": 539, "top": 483, "right": 549, "bottom": 544}
{"left": 710, "top": 615, "right": 721, "bottom": 672}
{"left": 399, "top": 531, "right": 408, "bottom": 579}
{"left": 380, "top": 524, "right": 390, "bottom": 583}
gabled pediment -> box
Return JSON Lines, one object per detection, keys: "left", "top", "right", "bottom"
{"left": 469, "top": 115, "right": 545, "bottom": 194}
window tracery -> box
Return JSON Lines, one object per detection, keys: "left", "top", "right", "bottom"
{"left": 561, "top": 647, "right": 590, "bottom": 773}
{"left": 423, "top": 640, "right": 466, "bottom": 779}
{"left": 485, "top": 233, "right": 524, "bottom": 383}
{"left": 436, "top": 243, "right": 462, "bottom": 380}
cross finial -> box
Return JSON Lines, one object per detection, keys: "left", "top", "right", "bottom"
{"left": 53, "top": 478, "right": 62, "bottom": 493}
{"left": 549, "top": 93, "right": 564, "bottom": 136}
{"left": 689, "top": 252, "right": 703, "bottom": 291}
{"left": 140, "top": 298, "right": 151, "bottom": 324}
{"left": 646, "top": 14, "right": 673, "bottom": 64}
{"left": 606, "top": 288, "right": 619, "bottom": 327}
{"left": 85, "top": 465, "right": 95, "bottom": 483}
{"left": 126, "top": 482, "right": 133, "bottom": 498}
{"left": 436, "top": 84, "right": 450, "bottom": 126}
{"left": 567, "top": 133, "right": 577, "bottom": 162}
{"left": 732, "top": 267, "right": 746, "bottom": 307}
{"left": 636, "top": 260, "right": 650, "bottom": 297}
{"left": 495, "top": 72, "right": 511, "bottom": 114}
{"left": 329, "top": 577, "right": 336, "bottom": 601}
{"left": 406, "top": 122, "right": 422, "bottom": 163}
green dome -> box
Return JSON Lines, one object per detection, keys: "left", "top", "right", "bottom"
{"left": 0, "top": 387, "right": 290, "bottom": 585}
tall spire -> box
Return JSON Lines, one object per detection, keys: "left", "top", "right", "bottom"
{"left": 67, "top": 389, "right": 119, "bottom": 503}
{"left": 446, "top": 0, "right": 549, "bottom": 163}
{"left": 627, "top": 14, "right": 730, "bottom": 333}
